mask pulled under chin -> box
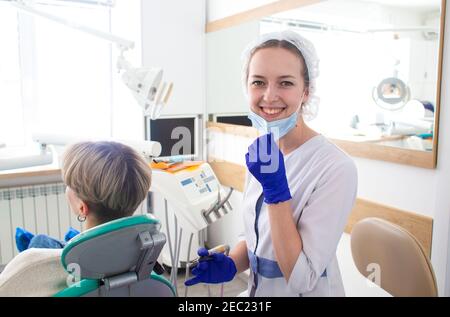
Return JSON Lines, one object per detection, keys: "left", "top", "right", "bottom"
{"left": 248, "top": 104, "right": 302, "bottom": 140}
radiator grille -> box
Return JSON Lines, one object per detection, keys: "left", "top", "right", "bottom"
{"left": 0, "top": 182, "right": 148, "bottom": 265}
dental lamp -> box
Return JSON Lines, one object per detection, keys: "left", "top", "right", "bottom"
{"left": 9, "top": 0, "right": 173, "bottom": 120}
{"left": 117, "top": 55, "right": 173, "bottom": 120}
{"left": 32, "top": 133, "right": 162, "bottom": 159}
{"left": 0, "top": 143, "right": 53, "bottom": 171}
{"left": 0, "top": 133, "right": 162, "bottom": 171}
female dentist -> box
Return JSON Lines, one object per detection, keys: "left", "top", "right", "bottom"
{"left": 185, "top": 30, "right": 358, "bottom": 297}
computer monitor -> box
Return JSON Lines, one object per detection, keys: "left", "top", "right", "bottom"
{"left": 145, "top": 115, "right": 200, "bottom": 159}
{"left": 213, "top": 114, "right": 252, "bottom": 127}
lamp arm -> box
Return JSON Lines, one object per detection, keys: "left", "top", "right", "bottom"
{"left": 10, "top": 0, "right": 173, "bottom": 119}
{"left": 10, "top": 0, "right": 134, "bottom": 51}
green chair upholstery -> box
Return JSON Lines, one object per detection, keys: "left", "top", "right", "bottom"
{"left": 54, "top": 214, "right": 175, "bottom": 297}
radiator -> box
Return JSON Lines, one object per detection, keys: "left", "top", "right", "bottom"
{"left": 0, "top": 182, "right": 148, "bottom": 265}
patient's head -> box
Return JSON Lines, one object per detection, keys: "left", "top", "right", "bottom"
{"left": 61, "top": 141, "right": 152, "bottom": 230}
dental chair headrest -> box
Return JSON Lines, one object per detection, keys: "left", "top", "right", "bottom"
{"left": 61, "top": 214, "right": 165, "bottom": 280}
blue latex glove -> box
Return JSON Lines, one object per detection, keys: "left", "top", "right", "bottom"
{"left": 15, "top": 227, "right": 80, "bottom": 252}
{"left": 184, "top": 247, "right": 237, "bottom": 286}
{"left": 15, "top": 227, "right": 34, "bottom": 252}
{"left": 64, "top": 227, "right": 80, "bottom": 242}
{"left": 245, "top": 133, "right": 292, "bottom": 204}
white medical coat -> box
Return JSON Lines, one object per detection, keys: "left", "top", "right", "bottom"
{"left": 241, "top": 135, "right": 357, "bottom": 296}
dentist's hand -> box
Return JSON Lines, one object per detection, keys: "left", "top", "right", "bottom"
{"left": 184, "top": 248, "right": 237, "bottom": 286}
{"left": 245, "top": 133, "right": 292, "bottom": 204}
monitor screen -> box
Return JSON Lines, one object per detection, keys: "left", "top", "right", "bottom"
{"left": 216, "top": 115, "right": 252, "bottom": 127}
{"left": 146, "top": 117, "right": 196, "bottom": 157}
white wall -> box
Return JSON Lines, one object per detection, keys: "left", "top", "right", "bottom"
{"left": 206, "top": 20, "right": 259, "bottom": 114}
{"left": 141, "top": 0, "right": 206, "bottom": 116}
{"left": 205, "top": 0, "right": 450, "bottom": 296}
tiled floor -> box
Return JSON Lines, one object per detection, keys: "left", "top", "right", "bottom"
{"left": 164, "top": 268, "right": 248, "bottom": 297}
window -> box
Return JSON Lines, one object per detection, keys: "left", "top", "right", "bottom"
{"left": 0, "top": 6, "right": 24, "bottom": 146}
{"left": 32, "top": 5, "right": 112, "bottom": 140}
{"left": 0, "top": 1, "right": 114, "bottom": 147}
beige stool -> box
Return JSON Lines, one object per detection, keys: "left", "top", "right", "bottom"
{"left": 350, "top": 217, "right": 437, "bottom": 297}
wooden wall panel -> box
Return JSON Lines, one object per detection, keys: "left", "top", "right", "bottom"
{"left": 208, "top": 160, "right": 433, "bottom": 257}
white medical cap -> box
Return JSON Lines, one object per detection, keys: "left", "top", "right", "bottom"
{"left": 241, "top": 30, "right": 320, "bottom": 121}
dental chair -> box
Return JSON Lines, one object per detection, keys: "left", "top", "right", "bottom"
{"left": 0, "top": 248, "right": 68, "bottom": 296}
{"left": 0, "top": 214, "right": 175, "bottom": 297}
{"left": 350, "top": 217, "right": 437, "bottom": 297}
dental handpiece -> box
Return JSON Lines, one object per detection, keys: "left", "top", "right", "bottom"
{"left": 189, "top": 244, "right": 230, "bottom": 267}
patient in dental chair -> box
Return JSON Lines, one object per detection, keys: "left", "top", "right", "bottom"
{"left": 0, "top": 141, "right": 153, "bottom": 296}
{"left": 14, "top": 141, "right": 152, "bottom": 250}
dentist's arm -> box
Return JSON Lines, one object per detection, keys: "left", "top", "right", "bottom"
{"left": 245, "top": 133, "right": 301, "bottom": 281}
{"left": 266, "top": 201, "right": 302, "bottom": 281}
{"left": 229, "top": 240, "right": 250, "bottom": 274}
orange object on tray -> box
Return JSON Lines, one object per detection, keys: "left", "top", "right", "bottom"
{"left": 150, "top": 161, "right": 203, "bottom": 173}
{"left": 150, "top": 161, "right": 171, "bottom": 170}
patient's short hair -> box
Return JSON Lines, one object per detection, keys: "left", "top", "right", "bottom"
{"left": 61, "top": 141, "right": 151, "bottom": 223}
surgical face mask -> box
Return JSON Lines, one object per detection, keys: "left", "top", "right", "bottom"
{"left": 248, "top": 94, "right": 305, "bottom": 140}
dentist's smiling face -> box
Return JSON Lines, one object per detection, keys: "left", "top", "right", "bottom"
{"left": 247, "top": 47, "right": 308, "bottom": 122}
